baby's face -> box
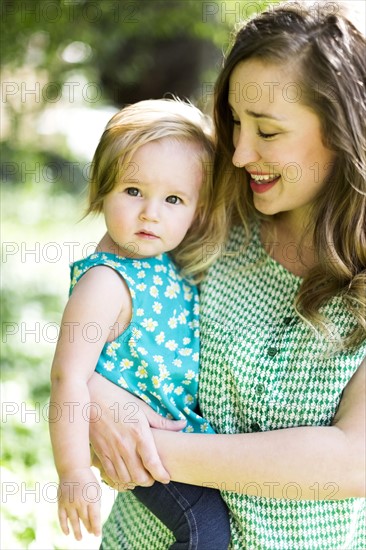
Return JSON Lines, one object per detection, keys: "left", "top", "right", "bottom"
{"left": 103, "top": 138, "right": 203, "bottom": 259}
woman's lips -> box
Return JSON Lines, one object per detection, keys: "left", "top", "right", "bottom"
{"left": 248, "top": 173, "right": 281, "bottom": 194}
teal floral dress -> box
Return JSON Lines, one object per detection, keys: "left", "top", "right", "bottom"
{"left": 99, "top": 225, "right": 366, "bottom": 550}
{"left": 70, "top": 252, "right": 214, "bottom": 434}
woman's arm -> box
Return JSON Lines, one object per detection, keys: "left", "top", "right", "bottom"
{"left": 152, "top": 358, "right": 366, "bottom": 501}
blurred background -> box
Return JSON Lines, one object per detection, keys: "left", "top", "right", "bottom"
{"left": 1, "top": 0, "right": 271, "bottom": 547}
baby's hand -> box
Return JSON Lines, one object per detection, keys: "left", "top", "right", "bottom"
{"left": 57, "top": 467, "right": 101, "bottom": 541}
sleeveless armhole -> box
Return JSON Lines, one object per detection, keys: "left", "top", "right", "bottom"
{"left": 69, "top": 252, "right": 134, "bottom": 341}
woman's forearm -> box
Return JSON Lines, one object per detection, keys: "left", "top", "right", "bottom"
{"left": 153, "top": 425, "right": 364, "bottom": 500}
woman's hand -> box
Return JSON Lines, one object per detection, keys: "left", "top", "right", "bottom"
{"left": 88, "top": 372, "right": 186, "bottom": 486}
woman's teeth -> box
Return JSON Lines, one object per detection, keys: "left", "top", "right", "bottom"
{"left": 251, "top": 174, "right": 280, "bottom": 183}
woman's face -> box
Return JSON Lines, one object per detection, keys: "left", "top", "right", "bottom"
{"left": 228, "top": 59, "right": 336, "bottom": 224}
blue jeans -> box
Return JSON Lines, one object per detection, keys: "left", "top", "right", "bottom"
{"left": 132, "top": 481, "right": 230, "bottom": 549}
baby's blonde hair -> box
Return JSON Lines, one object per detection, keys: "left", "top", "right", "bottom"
{"left": 87, "top": 98, "right": 225, "bottom": 281}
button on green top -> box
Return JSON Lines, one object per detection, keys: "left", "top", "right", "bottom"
{"left": 251, "top": 422, "right": 261, "bottom": 432}
{"left": 267, "top": 347, "right": 278, "bottom": 357}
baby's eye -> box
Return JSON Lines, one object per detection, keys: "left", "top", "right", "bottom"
{"left": 166, "top": 195, "right": 181, "bottom": 205}
{"left": 126, "top": 187, "right": 140, "bottom": 196}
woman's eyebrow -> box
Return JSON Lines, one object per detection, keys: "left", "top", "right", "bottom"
{"left": 228, "top": 103, "right": 286, "bottom": 122}
{"left": 245, "top": 109, "right": 286, "bottom": 122}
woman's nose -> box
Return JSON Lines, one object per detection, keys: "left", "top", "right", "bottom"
{"left": 232, "top": 131, "right": 260, "bottom": 168}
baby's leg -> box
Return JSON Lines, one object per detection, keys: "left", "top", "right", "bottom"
{"left": 133, "top": 481, "right": 230, "bottom": 550}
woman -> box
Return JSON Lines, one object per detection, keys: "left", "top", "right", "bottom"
{"left": 88, "top": 1, "right": 366, "bottom": 548}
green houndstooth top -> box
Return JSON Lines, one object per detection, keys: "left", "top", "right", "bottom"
{"left": 100, "top": 223, "right": 366, "bottom": 550}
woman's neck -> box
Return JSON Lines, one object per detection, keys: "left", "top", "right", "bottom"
{"left": 260, "top": 214, "right": 316, "bottom": 277}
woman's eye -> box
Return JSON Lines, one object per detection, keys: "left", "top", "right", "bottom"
{"left": 232, "top": 118, "right": 241, "bottom": 126}
{"left": 126, "top": 187, "right": 140, "bottom": 196}
{"left": 257, "top": 130, "right": 279, "bottom": 139}
{"left": 166, "top": 195, "right": 181, "bottom": 204}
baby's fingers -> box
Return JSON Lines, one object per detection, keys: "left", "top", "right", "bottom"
{"left": 67, "top": 508, "right": 83, "bottom": 541}
{"left": 88, "top": 502, "right": 101, "bottom": 537}
{"left": 58, "top": 506, "right": 70, "bottom": 536}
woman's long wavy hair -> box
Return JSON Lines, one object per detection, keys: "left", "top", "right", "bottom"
{"left": 214, "top": 1, "right": 366, "bottom": 349}
{"left": 87, "top": 98, "right": 225, "bottom": 282}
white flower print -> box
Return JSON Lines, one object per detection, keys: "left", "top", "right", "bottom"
{"left": 165, "top": 282, "right": 180, "bottom": 299}
{"left": 137, "top": 346, "right": 148, "bottom": 355}
{"left": 137, "top": 270, "right": 146, "bottom": 279}
{"left": 163, "top": 383, "right": 174, "bottom": 394}
{"left": 136, "top": 363, "right": 148, "bottom": 378}
{"left": 136, "top": 283, "right": 146, "bottom": 291}
{"left": 117, "top": 376, "right": 128, "bottom": 388}
{"left": 137, "top": 382, "right": 147, "bottom": 392}
{"left": 136, "top": 308, "right": 144, "bottom": 316}
{"left": 153, "top": 275, "right": 163, "bottom": 285}
{"left": 140, "top": 394, "right": 151, "bottom": 404}
{"left": 178, "top": 312, "right": 187, "bottom": 324}
{"left": 131, "top": 327, "right": 142, "bottom": 340}
{"left": 172, "top": 359, "right": 182, "bottom": 368}
{"left": 168, "top": 317, "right": 178, "bottom": 329}
{"left": 152, "top": 376, "right": 160, "bottom": 388}
{"left": 184, "top": 289, "right": 193, "bottom": 301}
{"left": 141, "top": 318, "right": 158, "bottom": 332}
{"left": 185, "top": 425, "right": 194, "bottom": 433}
{"left": 132, "top": 260, "right": 142, "bottom": 269}
{"left": 142, "top": 262, "right": 151, "bottom": 269}
{"left": 168, "top": 268, "right": 177, "bottom": 280}
{"left": 103, "top": 361, "right": 115, "bottom": 371}
{"left": 152, "top": 301, "right": 162, "bottom": 314}
{"left": 179, "top": 348, "right": 192, "bottom": 356}
{"left": 192, "top": 352, "right": 199, "bottom": 362}
{"left": 155, "top": 264, "right": 167, "bottom": 273}
{"left": 200, "top": 422, "right": 209, "bottom": 433}
{"left": 120, "top": 358, "right": 133, "bottom": 370}
{"left": 150, "top": 286, "right": 159, "bottom": 298}
{"left": 193, "top": 303, "right": 199, "bottom": 315}
{"left": 159, "top": 365, "right": 170, "bottom": 380}
{"left": 184, "top": 395, "right": 194, "bottom": 405}
{"left": 174, "top": 386, "right": 184, "bottom": 396}
{"left": 106, "top": 342, "right": 120, "bottom": 358}
{"left": 106, "top": 260, "right": 121, "bottom": 269}
{"left": 155, "top": 332, "right": 165, "bottom": 344}
{"left": 183, "top": 337, "right": 191, "bottom": 345}
{"left": 165, "top": 340, "right": 178, "bottom": 351}
{"left": 153, "top": 355, "right": 164, "bottom": 364}
{"left": 73, "top": 267, "right": 82, "bottom": 278}
{"left": 185, "top": 370, "right": 195, "bottom": 381}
